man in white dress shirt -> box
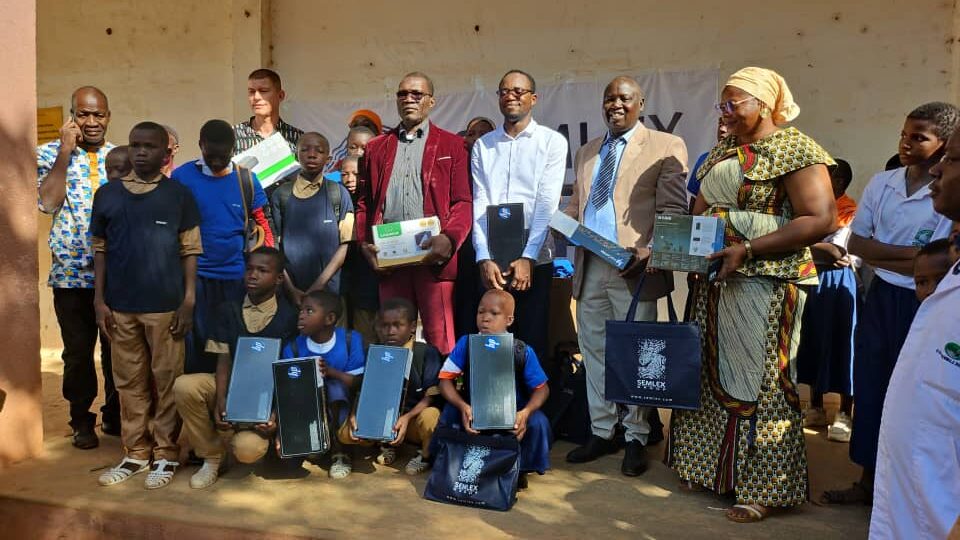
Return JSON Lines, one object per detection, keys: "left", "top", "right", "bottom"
{"left": 470, "top": 69, "right": 568, "bottom": 361}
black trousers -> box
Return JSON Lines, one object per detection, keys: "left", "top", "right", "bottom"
{"left": 509, "top": 263, "right": 554, "bottom": 364}
{"left": 52, "top": 288, "right": 119, "bottom": 428}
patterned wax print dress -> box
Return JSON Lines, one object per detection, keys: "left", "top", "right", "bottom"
{"left": 666, "top": 127, "right": 834, "bottom": 507}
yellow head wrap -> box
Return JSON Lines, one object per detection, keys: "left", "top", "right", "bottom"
{"left": 725, "top": 67, "right": 799, "bottom": 125}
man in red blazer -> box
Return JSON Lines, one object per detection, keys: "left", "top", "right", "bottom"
{"left": 356, "top": 72, "right": 471, "bottom": 354}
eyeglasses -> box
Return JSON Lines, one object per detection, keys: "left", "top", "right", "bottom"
{"left": 396, "top": 90, "right": 432, "bottom": 102}
{"left": 496, "top": 87, "right": 534, "bottom": 98}
{"left": 714, "top": 97, "right": 756, "bottom": 114}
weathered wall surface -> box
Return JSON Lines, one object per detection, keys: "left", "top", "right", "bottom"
{"left": 272, "top": 0, "right": 957, "bottom": 194}
{"left": 1, "top": 0, "right": 42, "bottom": 466}
{"left": 36, "top": 0, "right": 265, "bottom": 348}
{"left": 35, "top": 0, "right": 960, "bottom": 350}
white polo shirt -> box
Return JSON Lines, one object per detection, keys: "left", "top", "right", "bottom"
{"left": 471, "top": 119, "right": 568, "bottom": 265}
{"left": 850, "top": 167, "right": 952, "bottom": 289}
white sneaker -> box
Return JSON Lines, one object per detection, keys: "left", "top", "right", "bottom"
{"left": 803, "top": 407, "right": 828, "bottom": 428}
{"left": 827, "top": 412, "right": 853, "bottom": 442}
{"left": 404, "top": 451, "right": 429, "bottom": 476}
{"left": 144, "top": 459, "right": 179, "bottom": 490}
{"left": 189, "top": 459, "right": 221, "bottom": 489}
{"left": 329, "top": 453, "right": 352, "bottom": 479}
{"left": 376, "top": 445, "right": 397, "bottom": 466}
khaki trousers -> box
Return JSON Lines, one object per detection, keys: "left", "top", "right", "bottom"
{"left": 338, "top": 405, "right": 440, "bottom": 457}
{"left": 172, "top": 373, "right": 225, "bottom": 460}
{"left": 111, "top": 311, "right": 184, "bottom": 461}
{"left": 576, "top": 254, "right": 656, "bottom": 444}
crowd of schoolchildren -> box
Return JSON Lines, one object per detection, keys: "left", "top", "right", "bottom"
{"left": 36, "top": 65, "right": 960, "bottom": 535}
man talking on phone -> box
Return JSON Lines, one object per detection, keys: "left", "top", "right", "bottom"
{"left": 37, "top": 86, "right": 120, "bottom": 450}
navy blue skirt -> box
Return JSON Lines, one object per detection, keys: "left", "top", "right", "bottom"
{"left": 849, "top": 277, "right": 919, "bottom": 469}
{"left": 796, "top": 266, "right": 858, "bottom": 395}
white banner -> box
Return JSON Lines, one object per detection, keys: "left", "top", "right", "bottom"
{"left": 286, "top": 68, "right": 719, "bottom": 183}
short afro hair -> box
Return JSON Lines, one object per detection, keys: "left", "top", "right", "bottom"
{"left": 199, "top": 119, "right": 236, "bottom": 146}
{"left": 907, "top": 102, "right": 960, "bottom": 141}
{"left": 303, "top": 289, "right": 342, "bottom": 319}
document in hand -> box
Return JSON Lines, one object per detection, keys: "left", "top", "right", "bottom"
{"left": 225, "top": 337, "right": 281, "bottom": 425}
{"left": 354, "top": 345, "right": 413, "bottom": 441}
{"left": 273, "top": 357, "right": 330, "bottom": 457}
{"left": 231, "top": 132, "right": 301, "bottom": 189}
{"left": 650, "top": 214, "right": 725, "bottom": 274}
{"left": 549, "top": 212, "right": 633, "bottom": 270}
{"left": 469, "top": 333, "right": 517, "bottom": 431}
{"left": 487, "top": 203, "right": 526, "bottom": 270}
{"left": 372, "top": 216, "right": 442, "bottom": 268}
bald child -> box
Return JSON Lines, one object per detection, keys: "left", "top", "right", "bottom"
{"left": 436, "top": 289, "right": 552, "bottom": 489}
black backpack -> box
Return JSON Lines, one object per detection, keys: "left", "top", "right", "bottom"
{"left": 541, "top": 341, "right": 591, "bottom": 445}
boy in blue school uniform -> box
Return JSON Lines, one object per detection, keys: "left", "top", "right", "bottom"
{"left": 437, "top": 289, "right": 552, "bottom": 489}
{"left": 173, "top": 119, "right": 274, "bottom": 375}
{"left": 822, "top": 101, "right": 960, "bottom": 505}
{"left": 281, "top": 290, "right": 365, "bottom": 478}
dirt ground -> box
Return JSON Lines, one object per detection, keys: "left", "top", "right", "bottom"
{"left": 0, "top": 351, "right": 871, "bottom": 539}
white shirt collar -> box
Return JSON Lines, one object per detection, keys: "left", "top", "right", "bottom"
{"left": 496, "top": 118, "right": 540, "bottom": 141}
{"left": 196, "top": 158, "right": 234, "bottom": 177}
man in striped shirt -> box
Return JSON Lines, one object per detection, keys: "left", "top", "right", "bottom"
{"left": 233, "top": 68, "right": 304, "bottom": 196}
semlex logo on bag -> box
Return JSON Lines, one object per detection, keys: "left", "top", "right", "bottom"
{"left": 251, "top": 340, "right": 265, "bottom": 352}
{"left": 484, "top": 337, "right": 500, "bottom": 350}
{"left": 636, "top": 339, "right": 667, "bottom": 392}
{"left": 382, "top": 351, "right": 394, "bottom": 363}
{"left": 287, "top": 365, "right": 301, "bottom": 379}
{"left": 453, "top": 445, "right": 490, "bottom": 496}
{"left": 498, "top": 207, "right": 511, "bottom": 220}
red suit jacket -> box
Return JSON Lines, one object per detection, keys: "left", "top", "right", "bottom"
{"left": 355, "top": 122, "right": 472, "bottom": 281}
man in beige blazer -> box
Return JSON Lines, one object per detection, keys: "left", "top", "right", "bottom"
{"left": 563, "top": 76, "right": 689, "bottom": 476}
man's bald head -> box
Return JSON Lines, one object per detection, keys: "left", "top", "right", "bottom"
{"left": 70, "top": 86, "right": 111, "bottom": 147}
{"left": 603, "top": 76, "right": 645, "bottom": 137}
{"left": 605, "top": 76, "right": 643, "bottom": 101}
{"left": 71, "top": 86, "right": 109, "bottom": 113}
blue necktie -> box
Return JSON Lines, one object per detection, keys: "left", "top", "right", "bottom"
{"left": 590, "top": 137, "right": 621, "bottom": 210}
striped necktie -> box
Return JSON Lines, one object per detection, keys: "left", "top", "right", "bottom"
{"left": 590, "top": 136, "right": 621, "bottom": 210}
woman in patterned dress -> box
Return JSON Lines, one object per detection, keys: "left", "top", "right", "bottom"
{"left": 666, "top": 67, "right": 838, "bottom": 523}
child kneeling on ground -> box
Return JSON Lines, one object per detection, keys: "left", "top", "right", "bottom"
{"left": 281, "top": 290, "right": 365, "bottom": 479}
{"left": 172, "top": 246, "right": 299, "bottom": 488}
{"left": 341, "top": 297, "right": 443, "bottom": 475}
{"left": 434, "top": 289, "right": 552, "bottom": 489}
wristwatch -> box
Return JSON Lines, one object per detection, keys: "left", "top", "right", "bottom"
{"left": 743, "top": 240, "right": 754, "bottom": 261}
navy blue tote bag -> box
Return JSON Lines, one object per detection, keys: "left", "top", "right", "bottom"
{"left": 604, "top": 275, "right": 702, "bottom": 410}
{"left": 423, "top": 427, "right": 520, "bottom": 511}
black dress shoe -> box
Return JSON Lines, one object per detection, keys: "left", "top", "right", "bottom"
{"left": 72, "top": 423, "right": 99, "bottom": 450}
{"left": 101, "top": 419, "right": 121, "bottom": 437}
{"left": 566, "top": 435, "right": 617, "bottom": 463}
{"left": 517, "top": 472, "right": 529, "bottom": 490}
{"left": 621, "top": 440, "right": 649, "bottom": 476}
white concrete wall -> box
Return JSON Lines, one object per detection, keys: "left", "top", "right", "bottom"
{"left": 272, "top": 0, "right": 956, "bottom": 197}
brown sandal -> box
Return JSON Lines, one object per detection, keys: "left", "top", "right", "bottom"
{"left": 726, "top": 504, "right": 776, "bottom": 523}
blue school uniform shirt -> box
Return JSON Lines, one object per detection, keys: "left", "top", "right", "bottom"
{"left": 439, "top": 334, "right": 548, "bottom": 407}
{"left": 282, "top": 329, "right": 365, "bottom": 377}
{"left": 172, "top": 161, "right": 267, "bottom": 280}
